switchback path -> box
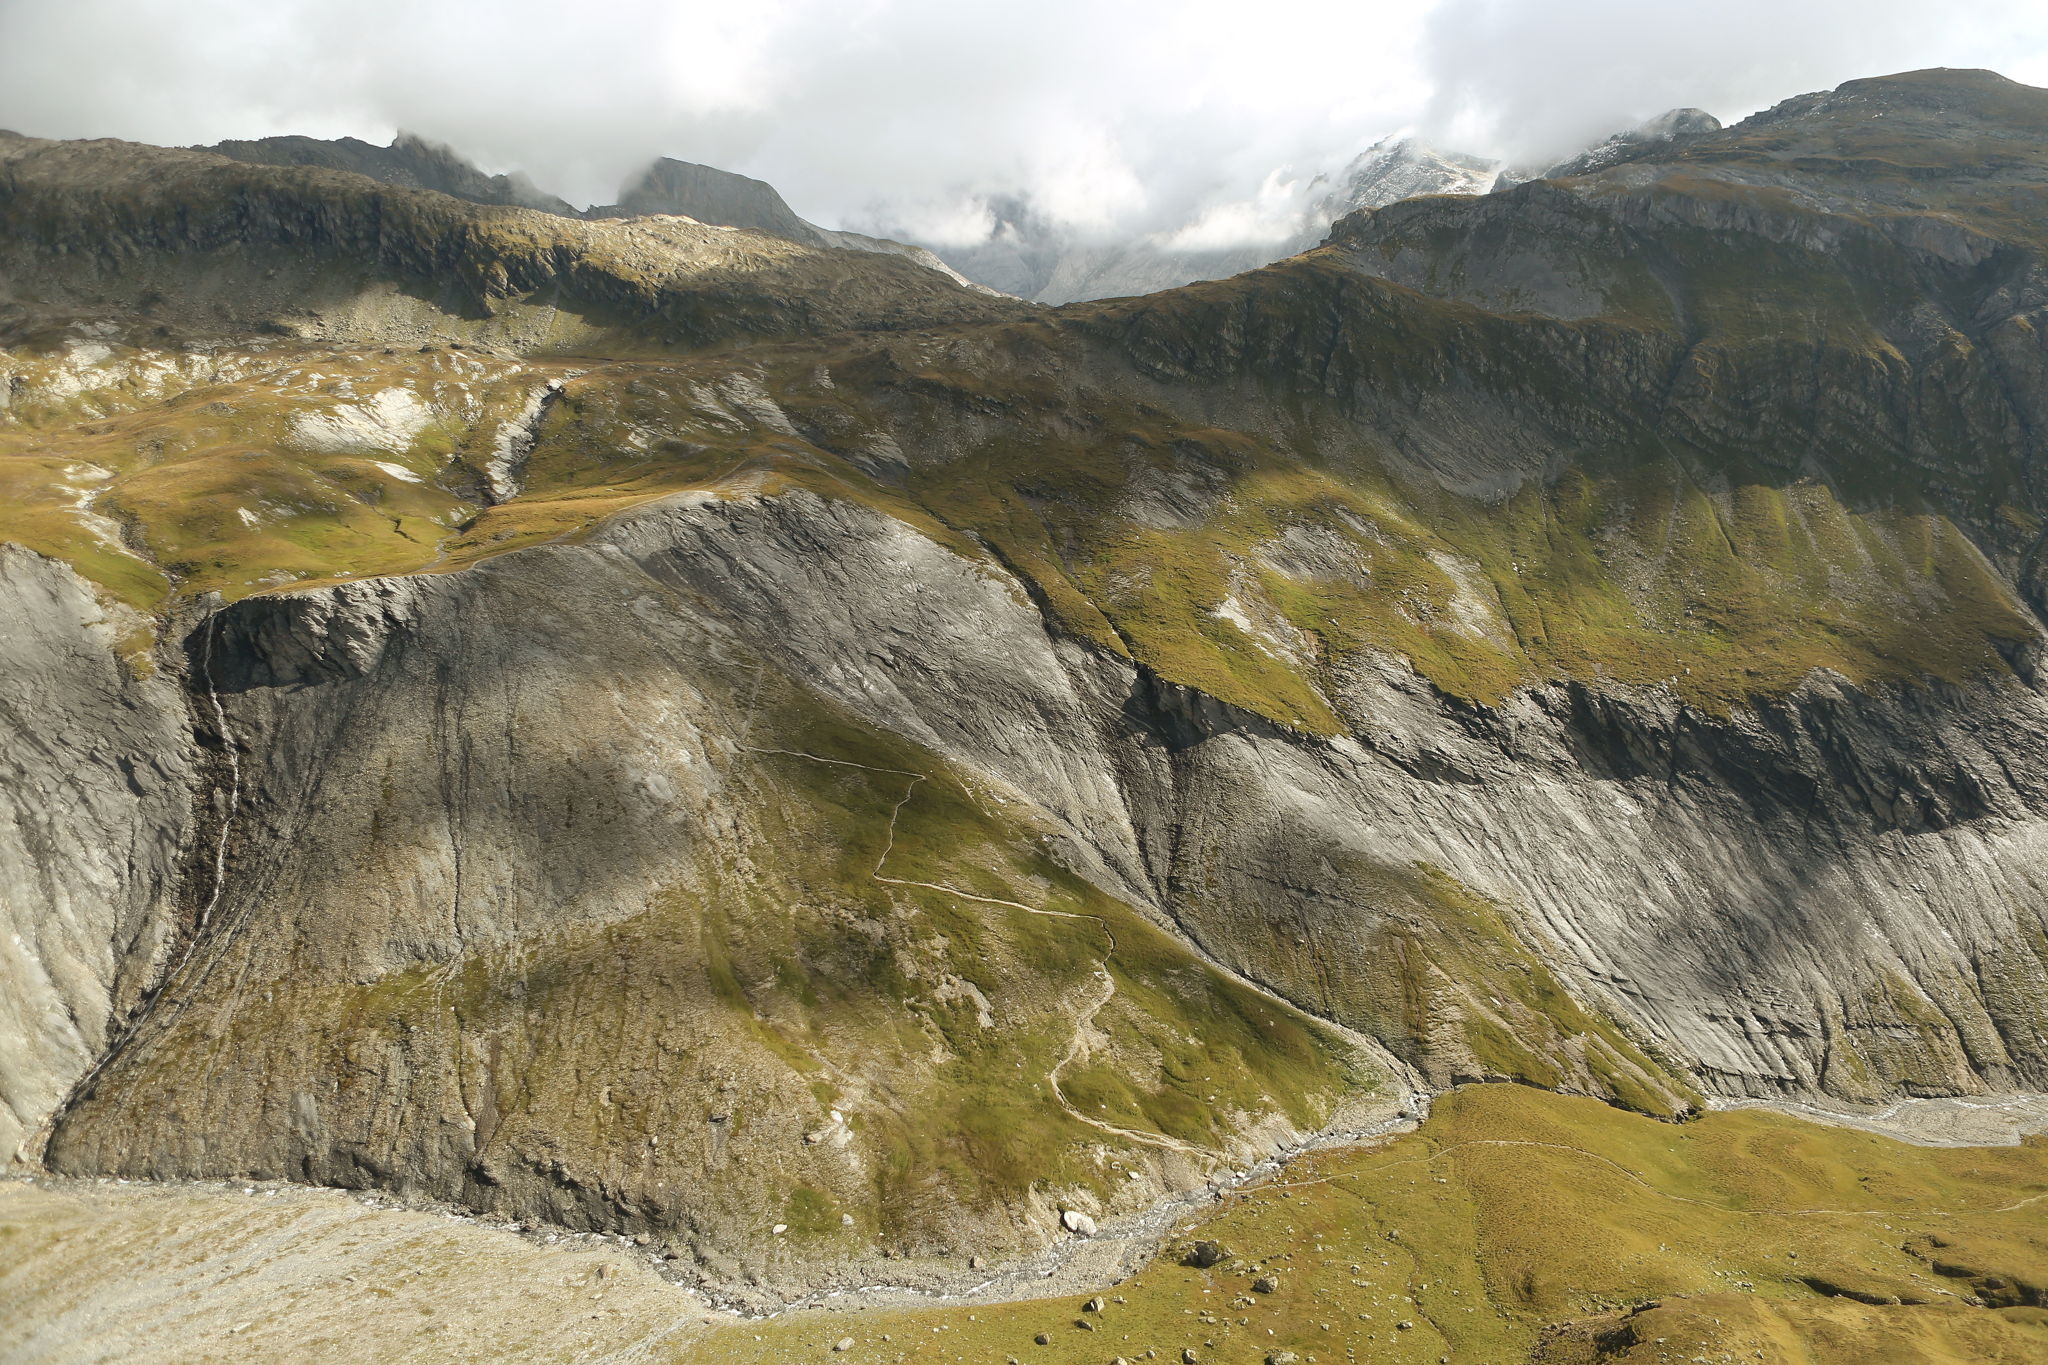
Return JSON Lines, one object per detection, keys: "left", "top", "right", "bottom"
{"left": 745, "top": 745, "right": 1209, "bottom": 1159}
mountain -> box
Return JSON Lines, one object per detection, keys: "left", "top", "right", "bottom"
{"left": 1318, "top": 136, "right": 1504, "bottom": 213}
{"left": 0, "top": 130, "right": 1015, "bottom": 356}
{"left": 205, "top": 131, "right": 582, "bottom": 215}
{"left": 591, "top": 155, "right": 826, "bottom": 241}
{"left": 920, "top": 137, "right": 1506, "bottom": 304}
{"left": 593, "top": 155, "right": 995, "bottom": 292}
{"left": 205, "top": 137, "right": 993, "bottom": 295}
{"left": 7, "top": 67, "right": 2048, "bottom": 1363}
{"left": 1532, "top": 105, "right": 1723, "bottom": 179}
{"left": 913, "top": 113, "right": 1739, "bottom": 306}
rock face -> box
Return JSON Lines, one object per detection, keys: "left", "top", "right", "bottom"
{"left": 6, "top": 65, "right": 2048, "bottom": 1297}
{"left": 38, "top": 492, "right": 1373, "bottom": 1294}
{"left": 0, "top": 548, "right": 191, "bottom": 1167}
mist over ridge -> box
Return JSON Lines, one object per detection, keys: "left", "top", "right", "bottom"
{"left": 4, "top": 0, "right": 2047, "bottom": 252}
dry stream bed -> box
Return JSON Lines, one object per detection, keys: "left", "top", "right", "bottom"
{"left": 8, "top": 1087, "right": 2048, "bottom": 1364}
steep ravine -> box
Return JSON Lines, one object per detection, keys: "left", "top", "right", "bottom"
{"left": 27, "top": 484, "right": 2048, "bottom": 1289}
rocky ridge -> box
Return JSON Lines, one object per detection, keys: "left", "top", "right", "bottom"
{"left": 203, "top": 132, "right": 581, "bottom": 216}
{"left": 0, "top": 131, "right": 1018, "bottom": 355}
{"left": 203, "top": 136, "right": 993, "bottom": 296}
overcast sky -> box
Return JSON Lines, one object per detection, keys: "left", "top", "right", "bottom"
{"left": 3, "top": 0, "right": 2046, "bottom": 243}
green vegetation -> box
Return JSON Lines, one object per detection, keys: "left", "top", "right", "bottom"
{"left": 1164, "top": 847, "right": 1699, "bottom": 1117}
{"left": 7, "top": 233, "right": 2038, "bottom": 730}
{"left": 711, "top": 1085, "right": 2048, "bottom": 1365}
{"left": 0, "top": 341, "right": 557, "bottom": 603}
{"left": 876, "top": 356, "right": 2034, "bottom": 727}
{"left": 18, "top": 72, "right": 2048, "bottom": 1299}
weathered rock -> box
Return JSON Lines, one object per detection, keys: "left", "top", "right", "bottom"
{"left": 0, "top": 548, "right": 192, "bottom": 1168}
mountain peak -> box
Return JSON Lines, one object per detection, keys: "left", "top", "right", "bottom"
{"left": 1536, "top": 107, "right": 1724, "bottom": 179}
{"left": 591, "top": 157, "right": 824, "bottom": 245}
{"left": 1326, "top": 136, "right": 1502, "bottom": 213}
{"left": 1844, "top": 66, "right": 2036, "bottom": 99}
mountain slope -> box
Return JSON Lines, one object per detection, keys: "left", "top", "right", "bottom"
{"left": 4, "top": 68, "right": 2048, "bottom": 1334}
{"left": 592, "top": 155, "right": 996, "bottom": 293}
{"left": 0, "top": 132, "right": 1017, "bottom": 355}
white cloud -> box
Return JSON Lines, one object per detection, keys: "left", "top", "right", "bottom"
{"left": 1, "top": 0, "right": 2044, "bottom": 240}
{"left": 1419, "top": 0, "right": 2048, "bottom": 165}
{"left": 1157, "top": 170, "right": 1317, "bottom": 251}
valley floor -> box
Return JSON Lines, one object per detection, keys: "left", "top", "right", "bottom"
{"left": 8, "top": 1087, "right": 2048, "bottom": 1364}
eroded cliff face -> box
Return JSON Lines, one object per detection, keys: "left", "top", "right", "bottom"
{"left": 38, "top": 477, "right": 2048, "bottom": 1287}
{"left": 0, "top": 547, "right": 191, "bottom": 1166}
{"left": 10, "top": 67, "right": 2048, "bottom": 1300}
{"left": 40, "top": 493, "right": 1380, "bottom": 1296}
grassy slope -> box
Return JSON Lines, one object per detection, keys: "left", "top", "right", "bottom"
{"left": 887, "top": 379, "right": 2037, "bottom": 730}
{"left": 712, "top": 1085, "right": 2048, "bottom": 1365}
{"left": 0, "top": 340, "right": 553, "bottom": 606}
{"left": 7, "top": 333, "right": 2033, "bottom": 724}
